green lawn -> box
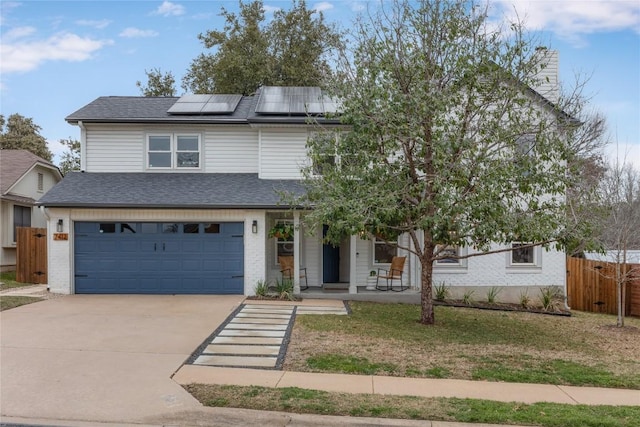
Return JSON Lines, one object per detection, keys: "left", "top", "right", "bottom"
{"left": 186, "top": 384, "right": 640, "bottom": 427}
{"left": 284, "top": 302, "right": 640, "bottom": 389}
{"left": 0, "top": 271, "right": 34, "bottom": 290}
{"left": 0, "top": 295, "right": 42, "bottom": 311}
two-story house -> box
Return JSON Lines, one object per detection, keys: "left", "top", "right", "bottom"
{"left": 39, "top": 81, "right": 567, "bottom": 301}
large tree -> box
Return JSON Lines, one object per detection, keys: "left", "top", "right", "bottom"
{"left": 301, "top": 0, "right": 592, "bottom": 324}
{"left": 0, "top": 114, "right": 52, "bottom": 161}
{"left": 182, "top": 0, "right": 342, "bottom": 95}
{"left": 58, "top": 138, "right": 81, "bottom": 175}
{"left": 136, "top": 68, "right": 177, "bottom": 97}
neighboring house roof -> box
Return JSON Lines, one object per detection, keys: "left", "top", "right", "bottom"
{"left": 0, "top": 149, "right": 62, "bottom": 203}
{"left": 37, "top": 172, "right": 306, "bottom": 209}
{"left": 65, "top": 87, "right": 342, "bottom": 126}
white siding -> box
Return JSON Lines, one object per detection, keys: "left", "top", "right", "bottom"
{"left": 205, "top": 127, "right": 258, "bottom": 173}
{"left": 85, "top": 125, "right": 145, "bottom": 172}
{"left": 259, "top": 129, "right": 309, "bottom": 179}
{"left": 84, "top": 124, "right": 262, "bottom": 173}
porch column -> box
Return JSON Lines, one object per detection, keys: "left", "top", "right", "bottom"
{"left": 349, "top": 234, "right": 357, "bottom": 294}
{"left": 293, "top": 211, "right": 301, "bottom": 294}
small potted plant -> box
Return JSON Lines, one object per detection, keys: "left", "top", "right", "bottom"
{"left": 366, "top": 270, "right": 377, "bottom": 290}
{"left": 268, "top": 222, "right": 294, "bottom": 239}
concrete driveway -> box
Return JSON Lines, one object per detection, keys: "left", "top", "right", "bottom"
{"left": 0, "top": 294, "right": 244, "bottom": 424}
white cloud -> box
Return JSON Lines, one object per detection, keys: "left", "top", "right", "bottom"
{"left": 154, "top": 1, "right": 185, "bottom": 17}
{"left": 495, "top": 0, "right": 640, "bottom": 46}
{"left": 3, "top": 26, "right": 36, "bottom": 40}
{"left": 350, "top": 1, "right": 367, "bottom": 12}
{"left": 76, "top": 19, "right": 111, "bottom": 29}
{"left": 119, "top": 27, "right": 159, "bottom": 38}
{"left": 0, "top": 32, "right": 113, "bottom": 74}
{"left": 263, "top": 5, "right": 281, "bottom": 13}
{"left": 313, "top": 2, "right": 334, "bottom": 13}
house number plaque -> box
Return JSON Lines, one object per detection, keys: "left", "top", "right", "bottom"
{"left": 53, "top": 233, "right": 69, "bottom": 241}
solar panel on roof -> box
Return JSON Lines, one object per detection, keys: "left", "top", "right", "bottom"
{"left": 168, "top": 94, "right": 242, "bottom": 114}
{"left": 255, "top": 86, "right": 330, "bottom": 115}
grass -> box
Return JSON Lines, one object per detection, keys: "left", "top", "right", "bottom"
{"left": 283, "top": 302, "right": 640, "bottom": 389}
{"left": 186, "top": 384, "right": 640, "bottom": 427}
{"left": 0, "top": 295, "right": 42, "bottom": 311}
{"left": 0, "top": 271, "right": 34, "bottom": 290}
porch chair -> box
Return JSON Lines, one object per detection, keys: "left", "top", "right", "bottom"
{"left": 375, "top": 256, "right": 407, "bottom": 292}
{"left": 278, "top": 256, "right": 308, "bottom": 290}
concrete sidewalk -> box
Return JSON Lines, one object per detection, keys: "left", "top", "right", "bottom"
{"left": 173, "top": 365, "right": 640, "bottom": 406}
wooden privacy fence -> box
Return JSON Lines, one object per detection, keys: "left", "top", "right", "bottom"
{"left": 566, "top": 256, "right": 640, "bottom": 316}
{"left": 16, "top": 227, "right": 47, "bottom": 284}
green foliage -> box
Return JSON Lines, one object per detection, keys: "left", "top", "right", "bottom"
{"left": 299, "top": 0, "right": 595, "bottom": 325}
{"left": 253, "top": 279, "right": 269, "bottom": 297}
{"left": 462, "top": 290, "right": 475, "bottom": 306}
{"left": 0, "top": 114, "right": 52, "bottom": 161}
{"left": 273, "top": 278, "right": 294, "bottom": 300}
{"left": 182, "top": 0, "right": 342, "bottom": 94}
{"left": 472, "top": 357, "right": 640, "bottom": 389}
{"left": 136, "top": 68, "right": 176, "bottom": 96}
{"left": 0, "top": 271, "right": 33, "bottom": 289}
{"left": 434, "top": 281, "right": 449, "bottom": 300}
{"left": 0, "top": 296, "right": 42, "bottom": 311}
{"left": 306, "top": 353, "right": 397, "bottom": 375}
{"left": 540, "top": 286, "right": 563, "bottom": 311}
{"left": 187, "top": 383, "right": 640, "bottom": 427}
{"left": 519, "top": 290, "right": 532, "bottom": 309}
{"left": 268, "top": 222, "right": 294, "bottom": 239}
{"left": 486, "top": 286, "right": 502, "bottom": 304}
{"left": 57, "top": 138, "right": 81, "bottom": 175}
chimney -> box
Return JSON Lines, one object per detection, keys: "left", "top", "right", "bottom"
{"left": 532, "top": 47, "right": 559, "bottom": 105}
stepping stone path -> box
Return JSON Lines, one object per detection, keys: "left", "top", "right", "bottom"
{"left": 191, "top": 303, "right": 348, "bottom": 369}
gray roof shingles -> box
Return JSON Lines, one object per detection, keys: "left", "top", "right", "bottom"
{"left": 37, "top": 172, "right": 305, "bottom": 209}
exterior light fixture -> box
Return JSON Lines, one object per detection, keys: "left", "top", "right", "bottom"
{"left": 56, "top": 219, "right": 64, "bottom": 232}
{"left": 252, "top": 220, "right": 258, "bottom": 234}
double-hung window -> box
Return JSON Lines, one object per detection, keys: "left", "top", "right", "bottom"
{"left": 147, "top": 134, "right": 200, "bottom": 169}
{"left": 13, "top": 205, "right": 31, "bottom": 243}
{"left": 507, "top": 242, "right": 542, "bottom": 271}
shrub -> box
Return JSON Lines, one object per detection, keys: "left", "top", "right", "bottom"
{"left": 539, "top": 286, "right": 562, "bottom": 311}
{"left": 519, "top": 290, "right": 531, "bottom": 309}
{"left": 486, "top": 286, "right": 502, "bottom": 304}
{"left": 254, "top": 280, "right": 269, "bottom": 297}
{"left": 434, "top": 281, "right": 449, "bottom": 300}
{"left": 274, "top": 278, "right": 294, "bottom": 300}
{"left": 462, "top": 289, "right": 475, "bottom": 305}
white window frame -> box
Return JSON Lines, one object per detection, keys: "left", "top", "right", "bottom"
{"left": 37, "top": 173, "right": 44, "bottom": 192}
{"left": 146, "top": 133, "right": 202, "bottom": 170}
{"left": 433, "top": 245, "right": 468, "bottom": 270}
{"left": 372, "top": 236, "right": 397, "bottom": 265}
{"left": 507, "top": 242, "right": 542, "bottom": 272}
{"left": 274, "top": 219, "right": 294, "bottom": 265}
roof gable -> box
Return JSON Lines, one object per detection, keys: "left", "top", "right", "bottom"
{"left": 0, "top": 149, "right": 61, "bottom": 195}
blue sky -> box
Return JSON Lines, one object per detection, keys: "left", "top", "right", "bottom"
{"left": 1, "top": 0, "right": 639, "bottom": 168}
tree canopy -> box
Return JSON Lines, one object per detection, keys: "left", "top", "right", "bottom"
{"left": 301, "top": 0, "right": 593, "bottom": 324}
{"left": 58, "top": 138, "right": 81, "bottom": 175}
{"left": 136, "top": 68, "right": 177, "bottom": 97}
{"left": 0, "top": 114, "right": 52, "bottom": 161}
{"left": 182, "top": 0, "right": 342, "bottom": 95}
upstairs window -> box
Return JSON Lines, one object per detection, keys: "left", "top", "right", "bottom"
{"left": 147, "top": 134, "right": 200, "bottom": 169}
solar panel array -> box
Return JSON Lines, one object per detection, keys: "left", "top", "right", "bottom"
{"left": 255, "top": 86, "right": 339, "bottom": 115}
{"left": 167, "top": 94, "right": 243, "bottom": 115}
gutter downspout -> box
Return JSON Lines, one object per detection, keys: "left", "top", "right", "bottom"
{"left": 78, "top": 121, "right": 87, "bottom": 172}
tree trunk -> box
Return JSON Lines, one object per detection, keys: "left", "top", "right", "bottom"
{"left": 419, "top": 244, "right": 436, "bottom": 325}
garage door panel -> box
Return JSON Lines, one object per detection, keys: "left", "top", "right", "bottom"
{"left": 74, "top": 221, "right": 244, "bottom": 294}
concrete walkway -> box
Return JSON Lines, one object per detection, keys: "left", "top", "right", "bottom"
{"left": 175, "top": 298, "right": 640, "bottom": 408}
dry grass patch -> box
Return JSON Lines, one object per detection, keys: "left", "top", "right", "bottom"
{"left": 283, "top": 302, "right": 640, "bottom": 388}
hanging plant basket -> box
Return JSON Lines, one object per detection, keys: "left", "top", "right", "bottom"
{"left": 268, "top": 223, "right": 294, "bottom": 239}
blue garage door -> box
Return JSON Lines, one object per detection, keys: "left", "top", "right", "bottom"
{"left": 74, "top": 222, "right": 244, "bottom": 294}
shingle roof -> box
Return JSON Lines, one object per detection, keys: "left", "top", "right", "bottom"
{"left": 37, "top": 172, "right": 305, "bottom": 209}
{"left": 65, "top": 88, "right": 342, "bottom": 126}
{"left": 0, "top": 149, "right": 60, "bottom": 195}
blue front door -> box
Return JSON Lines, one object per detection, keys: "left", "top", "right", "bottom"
{"left": 74, "top": 222, "right": 244, "bottom": 294}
